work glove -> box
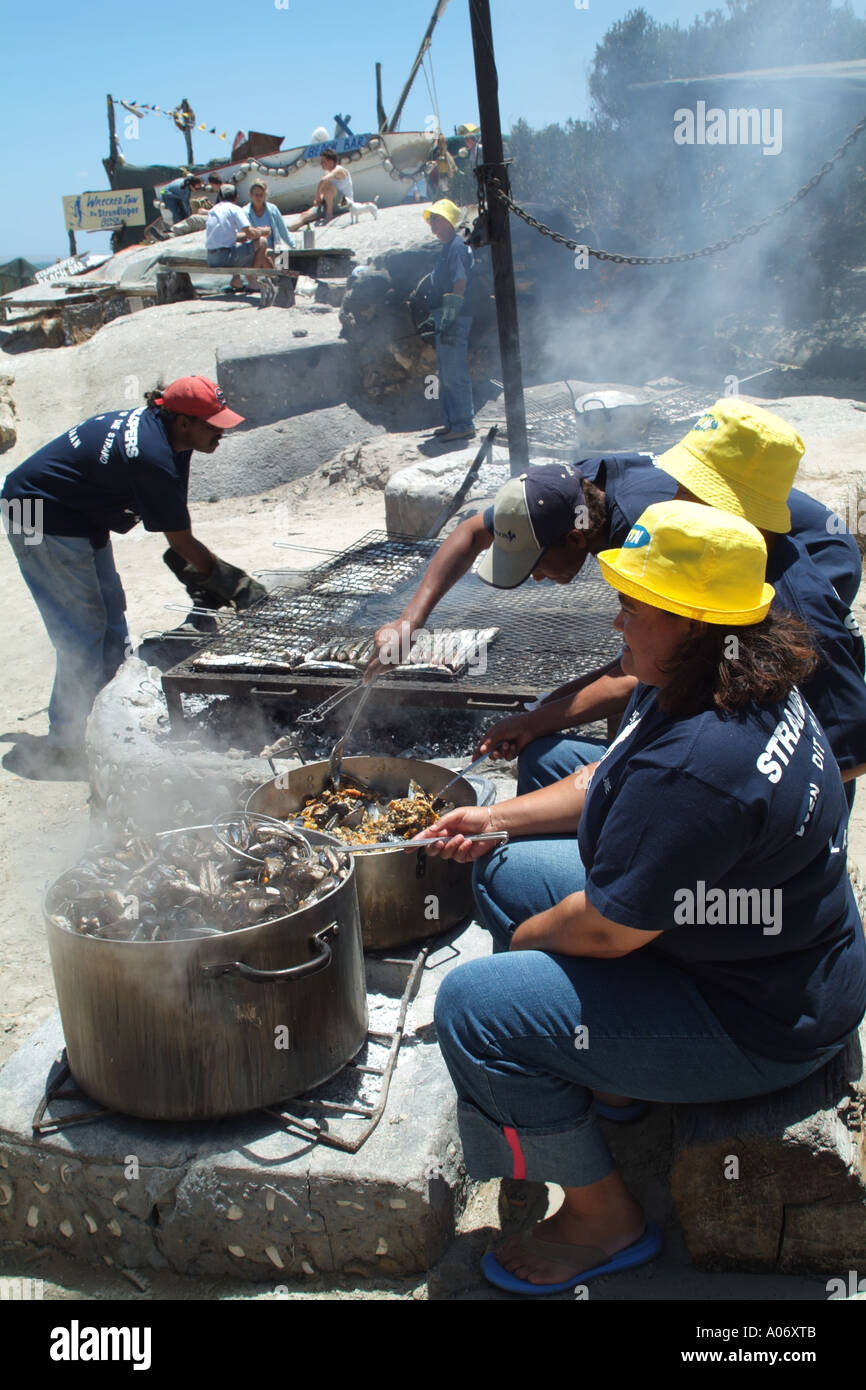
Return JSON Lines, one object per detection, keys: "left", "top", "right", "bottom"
{"left": 163, "top": 550, "right": 267, "bottom": 611}
{"left": 439, "top": 293, "right": 464, "bottom": 347}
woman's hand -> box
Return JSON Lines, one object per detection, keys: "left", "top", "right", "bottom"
{"left": 413, "top": 805, "right": 496, "bottom": 862}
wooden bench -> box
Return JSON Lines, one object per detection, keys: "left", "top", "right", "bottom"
{"left": 156, "top": 249, "right": 356, "bottom": 309}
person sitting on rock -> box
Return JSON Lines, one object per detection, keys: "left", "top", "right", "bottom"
{"left": 424, "top": 501, "right": 866, "bottom": 1297}
{"left": 288, "top": 150, "right": 354, "bottom": 229}
{"left": 243, "top": 178, "right": 295, "bottom": 255}
{"left": 205, "top": 183, "right": 272, "bottom": 292}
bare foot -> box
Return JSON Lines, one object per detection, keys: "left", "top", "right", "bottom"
{"left": 495, "top": 1200, "right": 645, "bottom": 1286}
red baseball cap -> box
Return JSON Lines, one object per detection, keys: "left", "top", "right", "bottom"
{"left": 154, "top": 376, "right": 244, "bottom": 428}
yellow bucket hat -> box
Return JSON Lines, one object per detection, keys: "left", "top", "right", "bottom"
{"left": 423, "top": 199, "right": 461, "bottom": 229}
{"left": 656, "top": 399, "right": 805, "bottom": 534}
{"left": 598, "top": 500, "right": 774, "bottom": 625}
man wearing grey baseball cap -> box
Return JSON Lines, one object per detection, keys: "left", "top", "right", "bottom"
{"left": 373, "top": 453, "right": 676, "bottom": 744}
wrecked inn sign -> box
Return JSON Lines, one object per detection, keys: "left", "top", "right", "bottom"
{"left": 62, "top": 189, "right": 146, "bottom": 231}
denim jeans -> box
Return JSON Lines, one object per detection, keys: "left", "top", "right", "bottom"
{"left": 6, "top": 529, "right": 128, "bottom": 746}
{"left": 432, "top": 837, "right": 845, "bottom": 1187}
{"left": 517, "top": 733, "right": 608, "bottom": 795}
{"left": 433, "top": 308, "right": 474, "bottom": 432}
{"left": 162, "top": 193, "right": 188, "bottom": 225}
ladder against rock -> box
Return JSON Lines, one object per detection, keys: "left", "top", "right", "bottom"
{"left": 670, "top": 1018, "right": 866, "bottom": 1274}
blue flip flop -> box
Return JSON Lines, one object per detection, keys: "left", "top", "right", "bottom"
{"left": 593, "top": 1099, "right": 650, "bottom": 1123}
{"left": 481, "top": 1220, "right": 663, "bottom": 1296}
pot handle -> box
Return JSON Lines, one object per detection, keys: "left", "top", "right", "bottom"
{"left": 228, "top": 923, "right": 338, "bottom": 983}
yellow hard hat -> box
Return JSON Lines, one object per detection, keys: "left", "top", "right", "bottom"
{"left": 657, "top": 399, "right": 805, "bottom": 533}
{"left": 598, "top": 500, "right": 774, "bottom": 625}
{"left": 423, "top": 199, "right": 461, "bottom": 229}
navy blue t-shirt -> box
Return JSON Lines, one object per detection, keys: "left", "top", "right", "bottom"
{"left": 482, "top": 454, "right": 676, "bottom": 544}
{"left": 579, "top": 682, "right": 866, "bottom": 1061}
{"left": 766, "top": 535, "right": 866, "bottom": 773}
{"left": 2, "top": 407, "right": 192, "bottom": 548}
{"left": 430, "top": 235, "right": 474, "bottom": 311}
{"left": 787, "top": 487, "right": 862, "bottom": 607}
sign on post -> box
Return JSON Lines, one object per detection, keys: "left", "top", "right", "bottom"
{"left": 63, "top": 189, "right": 146, "bottom": 231}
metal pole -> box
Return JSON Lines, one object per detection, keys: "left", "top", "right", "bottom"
{"left": 467, "top": 0, "right": 529, "bottom": 476}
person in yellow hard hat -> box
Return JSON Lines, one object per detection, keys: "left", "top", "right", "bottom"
{"left": 420, "top": 198, "right": 476, "bottom": 443}
{"left": 423, "top": 500, "right": 866, "bottom": 1296}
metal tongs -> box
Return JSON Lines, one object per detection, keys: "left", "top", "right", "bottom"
{"left": 328, "top": 676, "right": 378, "bottom": 788}
{"left": 342, "top": 830, "right": 509, "bottom": 856}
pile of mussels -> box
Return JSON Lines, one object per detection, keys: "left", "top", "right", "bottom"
{"left": 48, "top": 821, "right": 350, "bottom": 944}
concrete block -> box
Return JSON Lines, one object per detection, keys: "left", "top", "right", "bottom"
{"left": 0, "top": 925, "right": 491, "bottom": 1282}
{"left": 216, "top": 319, "right": 359, "bottom": 425}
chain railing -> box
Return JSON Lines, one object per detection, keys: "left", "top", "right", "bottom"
{"left": 481, "top": 114, "right": 866, "bottom": 266}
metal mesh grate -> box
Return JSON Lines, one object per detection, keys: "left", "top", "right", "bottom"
{"left": 162, "top": 531, "right": 622, "bottom": 716}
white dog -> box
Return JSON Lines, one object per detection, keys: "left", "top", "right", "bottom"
{"left": 346, "top": 194, "right": 379, "bottom": 224}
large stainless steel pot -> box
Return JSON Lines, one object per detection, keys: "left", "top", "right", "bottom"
{"left": 247, "top": 756, "right": 478, "bottom": 951}
{"left": 44, "top": 830, "right": 366, "bottom": 1121}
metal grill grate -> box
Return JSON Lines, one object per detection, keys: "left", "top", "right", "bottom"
{"left": 162, "top": 531, "right": 622, "bottom": 723}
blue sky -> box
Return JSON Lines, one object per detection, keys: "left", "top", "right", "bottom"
{"left": 5, "top": 0, "right": 866, "bottom": 261}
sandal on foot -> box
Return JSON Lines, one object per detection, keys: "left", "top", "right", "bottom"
{"left": 593, "top": 1098, "right": 650, "bottom": 1123}
{"left": 481, "top": 1220, "right": 663, "bottom": 1296}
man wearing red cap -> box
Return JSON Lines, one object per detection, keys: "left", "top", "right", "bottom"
{"left": 1, "top": 376, "right": 265, "bottom": 768}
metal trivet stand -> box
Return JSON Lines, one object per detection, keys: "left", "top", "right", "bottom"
{"left": 31, "top": 944, "right": 431, "bottom": 1151}
{"left": 263, "top": 942, "right": 430, "bottom": 1153}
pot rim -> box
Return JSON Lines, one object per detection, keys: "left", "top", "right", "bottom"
{"left": 44, "top": 827, "right": 354, "bottom": 950}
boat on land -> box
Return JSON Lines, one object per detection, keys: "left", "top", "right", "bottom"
{"left": 104, "top": 1, "right": 457, "bottom": 242}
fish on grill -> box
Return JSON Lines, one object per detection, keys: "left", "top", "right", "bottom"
{"left": 192, "top": 649, "right": 305, "bottom": 673}
{"left": 393, "top": 627, "right": 500, "bottom": 678}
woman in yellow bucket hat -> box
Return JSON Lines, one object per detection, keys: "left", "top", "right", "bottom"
{"left": 425, "top": 501, "right": 866, "bottom": 1296}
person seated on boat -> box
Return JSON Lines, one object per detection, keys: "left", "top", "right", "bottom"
{"left": 205, "top": 172, "right": 224, "bottom": 207}
{"left": 205, "top": 183, "right": 272, "bottom": 292}
{"left": 161, "top": 175, "right": 204, "bottom": 225}
{"left": 422, "top": 500, "right": 866, "bottom": 1297}
{"left": 288, "top": 150, "right": 354, "bottom": 229}
{"left": 243, "top": 179, "right": 296, "bottom": 256}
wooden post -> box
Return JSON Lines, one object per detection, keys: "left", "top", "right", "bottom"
{"left": 467, "top": 0, "right": 529, "bottom": 477}
{"left": 106, "top": 93, "right": 120, "bottom": 173}
{"left": 180, "top": 99, "right": 195, "bottom": 166}
{"left": 376, "top": 63, "right": 387, "bottom": 133}
{"left": 68, "top": 229, "right": 78, "bottom": 257}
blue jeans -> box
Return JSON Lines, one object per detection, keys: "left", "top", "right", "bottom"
{"left": 433, "top": 308, "right": 474, "bottom": 432}
{"left": 6, "top": 530, "right": 128, "bottom": 747}
{"left": 432, "top": 838, "right": 844, "bottom": 1187}
{"left": 163, "top": 193, "right": 189, "bottom": 225}
{"left": 517, "top": 733, "right": 608, "bottom": 795}
{"left": 207, "top": 243, "right": 256, "bottom": 269}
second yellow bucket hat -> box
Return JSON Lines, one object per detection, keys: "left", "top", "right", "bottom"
{"left": 657, "top": 398, "right": 805, "bottom": 533}
{"left": 598, "top": 500, "right": 775, "bottom": 625}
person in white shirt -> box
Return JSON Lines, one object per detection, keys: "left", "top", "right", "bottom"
{"left": 205, "top": 184, "right": 272, "bottom": 292}
{"left": 288, "top": 150, "right": 354, "bottom": 229}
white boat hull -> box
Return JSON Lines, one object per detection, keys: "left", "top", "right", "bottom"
{"left": 213, "top": 132, "right": 436, "bottom": 214}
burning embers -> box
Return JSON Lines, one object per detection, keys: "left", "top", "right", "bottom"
{"left": 48, "top": 819, "right": 351, "bottom": 943}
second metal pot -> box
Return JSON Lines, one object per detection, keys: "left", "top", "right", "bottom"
{"left": 247, "top": 755, "right": 479, "bottom": 950}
